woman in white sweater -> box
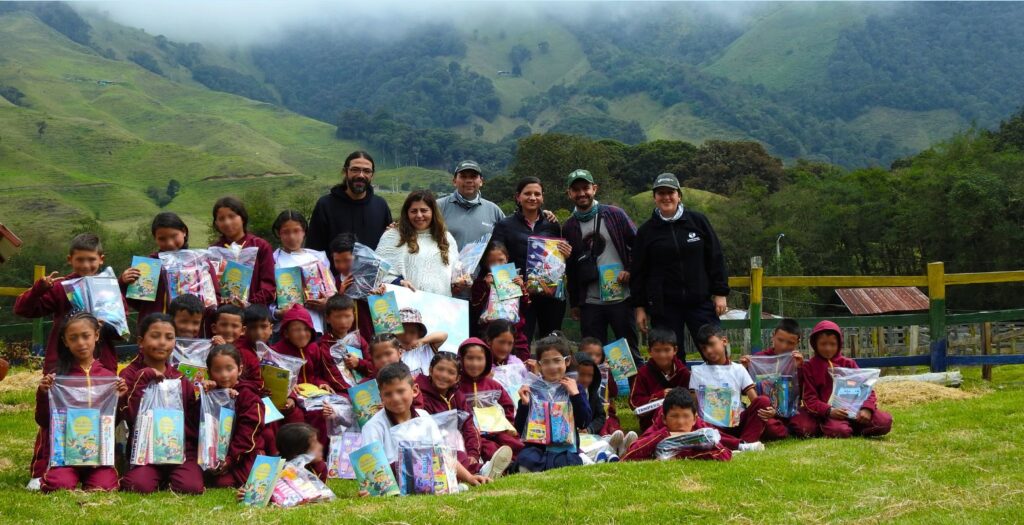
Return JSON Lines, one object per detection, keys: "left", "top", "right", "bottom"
{"left": 375, "top": 190, "right": 460, "bottom": 297}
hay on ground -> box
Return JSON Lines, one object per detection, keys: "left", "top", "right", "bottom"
{"left": 0, "top": 370, "right": 39, "bottom": 393}
{"left": 874, "top": 381, "right": 979, "bottom": 408}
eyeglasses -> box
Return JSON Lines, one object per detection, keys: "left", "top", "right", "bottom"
{"left": 347, "top": 167, "right": 373, "bottom": 175}
{"left": 539, "top": 356, "right": 569, "bottom": 367}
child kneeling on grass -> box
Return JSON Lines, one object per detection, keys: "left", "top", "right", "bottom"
{"left": 360, "top": 362, "right": 491, "bottom": 495}
{"left": 622, "top": 388, "right": 732, "bottom": 461}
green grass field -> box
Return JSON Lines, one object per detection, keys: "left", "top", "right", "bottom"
{"left": 2, "top": 365, "right": 1022, "bottom": 524}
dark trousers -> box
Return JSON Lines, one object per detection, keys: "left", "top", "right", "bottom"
{"left": 580, "top": 301, "right": 641, "bottom": 363}
{"left": 523, "top": 294, "right": 566, "bottom": 343}
{"left": 650, "top": 299, "right": 719, "bottom": 362}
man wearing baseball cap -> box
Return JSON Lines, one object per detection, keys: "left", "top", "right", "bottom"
{"left": 438, "top": 160, "right": 506, "bottom": 250}
{"left": 562, "top": 169, "right": 641, "bottom": 362}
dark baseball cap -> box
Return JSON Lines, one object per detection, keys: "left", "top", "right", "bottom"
{"left": 454, "top": 160, "right": 482, "bottom": 176}
{"left": 566, "top": 169, "right": 595, "bottom": 188}
{"left": 653, "top": 172, "right": 681, "bottom": 191}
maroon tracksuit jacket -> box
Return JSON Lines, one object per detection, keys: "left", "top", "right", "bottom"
{"left": 629, "top": 356, "right": 691, "bottom": 432}
{"left": 622, "top": 415, "right": 733, "bottom": 461}
{"left": 206, "top": 379, "right": 265, "bottom": 488}
{"left": 231, "top": 335, "right": 265, "bottom": 386}
{"left": 413, "top": 374, "right": 483, "bottom": 472}
{"left": 213, "top": 233, "right": 276, "bottom": 306}
{"left": 456, "top": 338, "right": 524, "bottom": 459}
{"left": 317, "top": 330, "right": 373, "bottom": 378}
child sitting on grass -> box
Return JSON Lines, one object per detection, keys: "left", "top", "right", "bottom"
{"left": 203, "top": 345, "right": 264, "bottom": 488}
{"left": 622, "top": 388, "right": 733, "bottom": 462}
{"left": 579, "top": 337, "right": 622, "bottom": 435}
{"left": 234, "top": 422, "right": 328, "bottom": 501}
{"left": 629, "top": 327, "right": 691, "bottom": 432}
{"left": 458, "top": 338, "right": 524, "bottom": 462}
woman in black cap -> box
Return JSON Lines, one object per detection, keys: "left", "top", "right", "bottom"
{"left": 630, "top": 173, "right": 729, "bottom": 360}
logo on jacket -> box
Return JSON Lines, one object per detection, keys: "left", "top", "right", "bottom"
{"left": 687, "top": 232, "right": 701, "bottom": 243}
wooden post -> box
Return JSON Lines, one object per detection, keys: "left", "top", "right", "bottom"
{"left": 927, "top": 262, "right": 947, "bottom": 373}
{"left": 982, "top": 322, "right": 993, "bottom": 381}
{"left": 31, "top": 264, "right": 45, "bottom": 354}
{"left": 749, "top": 257, "right": 764, "bottom": 353}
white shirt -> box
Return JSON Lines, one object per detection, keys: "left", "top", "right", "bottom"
{"left": 360, "top": 408, "right": 439, "bottom": 463}
{"left": 272, "top": 248, "right": 331, "bottom": 334}
{"left": 401, "top": 344, "right": 435, "bottom": 378}
{"left": 689, "top": 362, "right": 754, "bottom": 417}
{"left": 375, "top": 229, "right": 459, "bottom": 297}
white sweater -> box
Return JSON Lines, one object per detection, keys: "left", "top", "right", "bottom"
{"left": 375, "top": 229, "right": 459, "bottom": 297}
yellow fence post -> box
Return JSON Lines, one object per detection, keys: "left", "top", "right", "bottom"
{"left": 927, "top": 262, "right": 947, "bottom": 372}
{"left": 749, "top": 257, "right": 764, "bottom": 352}
{"left": 31, "top": 264, "right": 45, "bottom": 353}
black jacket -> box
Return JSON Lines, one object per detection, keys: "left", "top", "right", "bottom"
{"left": 574, "top": 352, "right": 607, "bottom": 434}
{"left": 306, "top": 184, "right": 393, "bottom": 251}
{"left": 489, "top": 210, "right": 562, "bottom": 278}
{"left": 629, "top": 209, "right": 729, "bottom": 314}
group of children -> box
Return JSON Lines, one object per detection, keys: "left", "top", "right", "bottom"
{"left": 15, "top": 196, "right": 893, "bottom": 497}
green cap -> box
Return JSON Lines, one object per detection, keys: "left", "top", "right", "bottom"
{"left": 454, "top": 160, "right": 482, "bottom": 175}
{"left": 653, "top": 172, "right": 681, "bottom": 191}
{"left": 566, "top": 169, "right": 595, "bottom": 188}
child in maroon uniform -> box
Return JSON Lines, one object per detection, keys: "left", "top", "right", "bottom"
{"left": 457, "top": 338, "right": 524, "bottom": 461}
{"left": 120, "top": 313, "right": 204, "bottom": 494}
{"left": 317, "top": 294, "right": 372, "bottom": 379}
{"left": 168, "top": 294, "right": 205, "bottom": 339}
{"left": 233, "top": 304, "right": 273, "bottom": 386}
{"left": 328, "top": 233, "right": 376, "bottom": 342}
{"left": 203, "top": 345, "right": 265, "bottom": 487}
{"left": 211, "top": 196, "right": 276, "bottom": 307}
{"left": 209, "top": 304, "right": 244, "bottom": 345}
{"left": 623, "top": 388, "right": 733, "bottom": 461}
{"left": 629, "top": 327, "right": 691, "bottom": 432}
{"left": 121, "top": 212, "right": 191, "bottom": 331}
{"left": 36, "top": 313, "right": 128, "bottom": 492}
{"left": 790, "top": 320, "right": 893, "bottom": 439}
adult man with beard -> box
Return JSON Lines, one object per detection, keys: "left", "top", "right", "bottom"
{"left": 307, "top": 150, "right": 393, "bottom": 251}
{"left": 562, "top": 169, "right": 641, "bottom": 363}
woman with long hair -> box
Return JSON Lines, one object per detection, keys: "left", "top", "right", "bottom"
{"left": 375, "top": 190, "right": 460, "bottom": 296}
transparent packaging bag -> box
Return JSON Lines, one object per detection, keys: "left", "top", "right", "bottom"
{"left": 396, "top": 445, "right": 459, "bottom": 496}
{"left": 745, "top": 353, "right": 800, "bottom": 418}
{"left": 198, "top": 388, "right": 236, "bottom": 470}
{"left": 828, "top": 367, "right": 880, "bottom": 418}
{"left": 272, "top": 453, "right": 336, "bottom": 506}
{"left": 171, "top": 338, "right": 213, "bottom": 383}
{"left": 300, "top": 260, "right": 337, "bottom": 301}
{"left": 451, "top": 233, "right": 491, "bottom": 287}
{"left": 430, "top": 409, "right": 467, "bottom": 452}
{"left": 690, "top": 365, "right": 743, "bottom": 428}
{"left": 467, "top": 389, "right": 514, "bottom": 434}
{"left": 159, "top": 249, "right": 219, "bottom": 308}
{"left": 131, "top": 379, "right": 186, "bottom": 465}
{"left": 257, "top": 342, "right": 306, "bottom": 409}
{"left": 62, "top": 267, "right": 130, "bottom": 338}
{"left": 326, "top": 431, "right": 362, "bottom": 480}
{"left": 492, "top": 363, "right": 528, "bottom": 408}
{"left": 206, "top": 244, "right": 259, "bottom": 280}
{"left": 323, "top": 394, "right": 357, "bottom": 435}
{"left": 48, "top": 375, "right": 119, "bottom": 467}
{"left": 392, "top": 415, "right": 443, "bottom": 447}
{"left": 525, "top": 236, "right": 567, "bottom": 297}
{"left": 654, "top": 428, "right": 722, "bottom": 460}
{"left": 344, "top": 243, "right": 391, "bottom": 299}
{"left": 328, "top": 338, "right": 364, "bottom": 387}
{"left": 524, "top": 374, "right": 575, "bottom": 446}
{"left": 479, "top": 286, "right": 521, "bottom": 323}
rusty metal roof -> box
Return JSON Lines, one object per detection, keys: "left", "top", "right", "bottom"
{"left": 836, "top": 287, "right": 929, "bottom": 315}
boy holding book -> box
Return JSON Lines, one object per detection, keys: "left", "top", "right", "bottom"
{"left": 328, "top": 233, "right": 376, "bottom": 341}
{"left": 317, "top": 294, "right": 372, "bottom": 379}
{"left": 740, "top": 318, "right": 804, "bottom": 367}
{"left": 629, "top": 327, "right": 691, "bottom": 431}
{"left": 359, "top": 362, "right": 491, "bottom": 492}
{"left": 622, "top": 388, "right": 733, "bottom": 461}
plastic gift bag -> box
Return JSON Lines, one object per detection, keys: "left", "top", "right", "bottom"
{"left": 198, "top": 388, "right": 236, "bottom": 470}
{"left": 326, "top": 431, "right": 362, "bottom": 479}
{"left": 324, "top": 394, "right": 357, "bottom": 435}
{"left": 271, "top": 453, "right": 336, "bottom": 506}
{"left": 525, "top": 236, "right": 566, "bottom": 297}
{"left": 654, "top": 428, "right": 722, "bottom": 460}
{"left": 344, "top": 243, "right": 391, "bottom": 299}
{"left": 329, "top": 337, "right": 364, "bottom": 387}
{"left": 828, "top": 367, "right": 880, "bottom": 418}
{"left": 48, "top": 375, "right": 119, "bottom": 467}
{"left": 492, "top": 363, "right": 528, "bottom": 410}
{"left": 171, "top": 338, "right": 213, "bottom": 383}
{"left": 258, "top": 342, "right": 305, "bottom": 410}
{"left": 451, "top": 233, "right": 490, "bottom": 288}
{"left": 430, "top": 409, "right": 467, "bottom": 453}
{"left": 479, "top": 286, "right": 521, "bottom": 323}
{"left": 131, "top": 379, "right": 186, "bottom": 465}
{"left": 745, "top": 353, "right": 800, "bottom": 418}
{"left": 690, "top": 365, "right": 743, "bottom": 428}
{"left": 207, "top": 244, "right": 258, "bottom": 280}
{"left": 467, "top": 389, "right": 514, "bottom": 433}
{"left": 396, "top": 445, "right": 459, "bottom": 496}
{"left": 160, "top": 249, "right": 218, "bottom": 308}
{"left": 300, "top": 260, "right": 337, "bottom": 301}
{"left": 62, "top": 267, "right": 130, "bottom": 338}
{"left": 524, "top": 374, "right": 575, "bottom": 446}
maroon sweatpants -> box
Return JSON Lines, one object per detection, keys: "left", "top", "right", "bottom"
{"left": 120, "top": 461, "right": 205, "bottom": 494}
{"left": 479, "top": 431, "right": 524, "bottom": 460}
{"left": 789, "top": 408, "right": 893, "bottom": 438}
{"left": 30, "top": 430, "right": 48, "bottom": 479}
{"left": 41, "top": 466, "right": 118, "bottom": 492}
{"left": 715, "top": 396, "right": 789, "bottom": 444}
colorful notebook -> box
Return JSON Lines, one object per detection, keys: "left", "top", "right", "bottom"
{"left": 220, "top": 260, "right": 254, "bottom": 301}
{"left": 348, "top": 380, "right": 382, "bottom": 428}
{"left": 241, "top": 455, "right": 285, "bottom": 507}
{"left": 177, "top": 363, "right": 208, "bottom": 383}
{"left": 126, "top": 256, "right": 162, "bottom": 301}
{"left": 398, "top": 446, "right": 458, "bottom": 495}
{"left": 275, "top": 267, "right": 304, "bottom": 309}
{"left": 598, "top": 263, "right": 626, "bottom": 302}
{"left": 217, "top": 406, "right": 234, "bottom": 461}
{"left": 603, "top": 338, "right": 638, "bottom": 381}
{"left": 368, "top": 291, "right": 402, "bottom": 334}
{"left": 327, "top": 432, "right": 363, "bottom": 479}
{"left": 49, "top": 409, "right": 66, "bottom": 467}
{"left": 350, "top": 441, "right": 400, "bottom": 497}
{"left": 261, "top": 365, "right": 292, "bottom": 410}
{"left": 151, "top": 408, "right": 185, "bottom": 464}
{"left": 548, "top": 401, "right": 574, "bottom": 446}
{"left": 64, "top": 408, "right": 100, "bottom": 466}
{"left": 301, "top": 261, "right": 337, "bottom": 301}
{"left": 491, "top": 263, "right": 523, "bottom": 301}
{"left": 754, "top": 374, "right": 797, "bottom": 418}
{"left": 525, "top": 236, "right": 566, "bottom": 296}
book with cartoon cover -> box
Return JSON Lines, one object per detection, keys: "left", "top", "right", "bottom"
{"left": 275, "top": 267, "right": 304, "bottom": 309}
{"left": 241, "top": 455, "right": 285, "bottom": 507}
{"left": 598, "top": 263, "right": 626, "bottom": 302}
{"left": 217, "top": 406, "right": 234, "bottom": 462}
{"left": 49, "top": 409, "right": 66, "bottom": 466}
{"left": 220, "top": 260, "right": 254, "bottom": 301}
{"left": 491, "top": 263, "right": 523, "bottom": 301}
{"left": 548, "top": 401, "right": 574, "bottom": 446}
{"left": 64, "top": 408, "right": 100, "bottom": 466}
{"left": 261, "top": 365, "right": 292, "bottom": 410}
{"left": 348, "top": 380, "right": 382, "bottom": 428}
{"left": 525, "top": 236, "right": 566, "bottom": 296}
{"left": 350, "top": 441, "right": 400, "bottom": 497}
{"left": 151, "top": 408, "right": 185, "bottom": 464}
{"left": 603, "top": 338, "right": 638, "bottom": 381}
{"left": 327, "top": 432, "right": 362, "bottom": 479}
{"left": 368, "top": 291, "right": 402, "bottom": 334}
{"left": 697, "top": 385, "right": 739, "bottom": 428}
{"left": 126, "top": 256, "right": 162, "bottom": 301}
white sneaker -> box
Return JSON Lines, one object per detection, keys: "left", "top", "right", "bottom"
{"left": 25, "top": 477, "right": 41, "bottom": 491}
{"left": 737, "top": 441, "right": 765, "bottom": 452}
{"left": 579, "top": 452, "right": 596, "bottom": 465}
{"left": 622, "top": 431, "right": 638, "bottom": 455}
{"left": 480, "top": 446, "right": 513, "bottom": 479}
{"left": 607, "top": 430, "right": 624, "bottom": 456}
{"left": 457, "top": 483, "right": 470, "bottom": 493}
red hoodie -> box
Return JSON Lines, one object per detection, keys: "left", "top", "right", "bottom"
{"left": 413, "top": 374, "right": 482, "bottom": 460}
{"left": 224, "top": 379, "right": 265, "bottom": 466}
{"left": 271, "top": 305, "right": 348, "bottom": 393}
{"left": 629, "top": 356, "right": 691, "bottom": 429}
{"left": 799, "top": 320, "right": 878, "bottom": 418}
{"left": 213, "top": 233, "right": 276, "bottom": 306}
{"left": 456, "top": 338, "right": 515, "bottom": 422}
{"left": 15, "top": 273, "right": 120, "bottom": 374}
{"left": 119, "top": 355, "right": 200, "bottom": 458}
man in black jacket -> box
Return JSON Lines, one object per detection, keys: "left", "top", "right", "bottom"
{"left": 630, "top": 173, "right": 729, "bottom": 360}
{"left": 307, "top": 151, "right": 393, "bottom": 251}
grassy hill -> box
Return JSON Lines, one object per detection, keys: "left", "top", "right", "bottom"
{"left": 630, "top": 187, "right": 728, "bottom": 214}
{"left": 0, "top": 11, "right": 363, "bottom": 241}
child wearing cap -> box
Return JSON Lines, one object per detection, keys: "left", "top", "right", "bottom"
{"left": 397, "top": 307, "right": 448, "bottom": 376}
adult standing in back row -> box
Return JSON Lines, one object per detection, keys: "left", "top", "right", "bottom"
{"left": 438, "top": 160, "right": 505, "bottom": 299}
{"left": 631, "top": 173, "right": 729, "bottom": 361}
{"left": 307, "top": 151, "right": 393, "bottom": 251}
